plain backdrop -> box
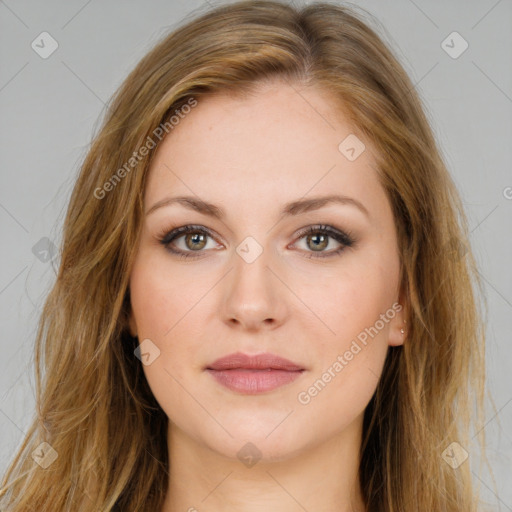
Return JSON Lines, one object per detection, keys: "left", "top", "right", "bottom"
{"left": 0, "top": 0, "right": 511, "bottom": 508}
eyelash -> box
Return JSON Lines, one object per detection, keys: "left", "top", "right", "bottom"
{"left": 157, "top": 224, "right": 355, "bottom": 260}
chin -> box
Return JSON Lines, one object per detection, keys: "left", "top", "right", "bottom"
{"left": 196, "top": 419, "right": 312, "bottom": 465}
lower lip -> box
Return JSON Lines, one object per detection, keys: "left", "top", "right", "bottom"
{"left": 206, "top": 368, "right": 304, "bottom": 394}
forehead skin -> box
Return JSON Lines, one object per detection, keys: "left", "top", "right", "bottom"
{"left": 144, "top": 81, "right": 393, "bottom": 243}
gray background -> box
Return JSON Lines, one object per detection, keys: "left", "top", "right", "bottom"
{"left": 0, "top": 0, "right": 510, "bottom": 509}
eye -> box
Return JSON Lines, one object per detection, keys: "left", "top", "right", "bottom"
{"left": 291, "top": 224, "right": 355, "bottom": 259}
{"left": 157, "top": 224, "right": 355, "bottom": 260}
{"left": 157, "top": 225, "right": 219, "bottom": 259}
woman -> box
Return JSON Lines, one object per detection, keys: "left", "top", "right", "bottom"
{"left": 0, "top": 1, "right": 493, "bottom": 510}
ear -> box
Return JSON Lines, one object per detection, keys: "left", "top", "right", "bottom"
{"left": 388, "top": 284, "right": 409, "bottom": 347}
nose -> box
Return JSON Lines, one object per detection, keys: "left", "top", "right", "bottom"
{"left": 221, "top": 246, "right": 288, "bottom": 332}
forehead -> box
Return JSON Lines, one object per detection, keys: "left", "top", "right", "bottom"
{"left": 144, "top": 81, "right": 386, "bottom": 219}
{"left": 154, "top": 81, "right": 357, "bottom": 163}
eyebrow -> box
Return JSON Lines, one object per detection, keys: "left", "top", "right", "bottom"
{"left": 145, "top": 194, "right": 369, "bottom": 219}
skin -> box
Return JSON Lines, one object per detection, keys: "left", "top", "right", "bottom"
{"left": 128, "top": 79, "right": 407, "bottom": 512}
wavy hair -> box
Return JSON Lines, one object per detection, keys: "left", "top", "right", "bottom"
{"left": 0, "top": 1, "right": 493, "bottom": 510}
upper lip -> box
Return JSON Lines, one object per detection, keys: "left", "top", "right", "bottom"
{"left": 206, "top": 352, "right": 304, "bottom": 371}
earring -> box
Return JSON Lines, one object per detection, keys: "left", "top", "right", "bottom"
{"left": 400, "top": 319, "right": 407, "bottom": 335}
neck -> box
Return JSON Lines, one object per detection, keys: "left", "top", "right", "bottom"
{"left": 161, "top": 413, "right": 366, "bottom": 512}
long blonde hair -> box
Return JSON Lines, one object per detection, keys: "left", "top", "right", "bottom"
{"left": 0, "top": 1, "right": 494, "bottom": 510}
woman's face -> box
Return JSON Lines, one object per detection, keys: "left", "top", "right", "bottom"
{"left": 128, "top": 81, "right": 405, "bottom": 461}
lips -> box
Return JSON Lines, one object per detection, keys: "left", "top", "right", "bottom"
{"left": 206, "top": 351, "right": 304, "bottom": 371}
{"left": 205, "top": 352, "right": 305, "bottom": 394}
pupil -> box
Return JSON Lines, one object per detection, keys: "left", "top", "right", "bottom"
{"left": 309, "top": 234, "right": 327, "bottom": 251}
{"left": 188, "top": 233, "right": 205, "bottom": 250}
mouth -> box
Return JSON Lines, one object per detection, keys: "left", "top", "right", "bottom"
{"left": 205, "top": 368, "right": 305, "bottom": 394}
{"left": 205, "top": 352, "right": 305, "bottom": 394}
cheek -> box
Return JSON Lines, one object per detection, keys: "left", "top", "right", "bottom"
{"left": 129, "top": 254, "right": 209, "bottom": 381}
{"left": 129, "top": 258, "right": 197, "bottom": 418}
{"left": 300, "top": 258, "right": 396, "bottom": 413}
{"left": 129, "top": 252, "right": 197, "bottom": 338}
{"left": 294, "top": 275, "right": 392, "bottom": 431}
{"left": 309, "top": 260, "right": 396, "bottom": 344}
